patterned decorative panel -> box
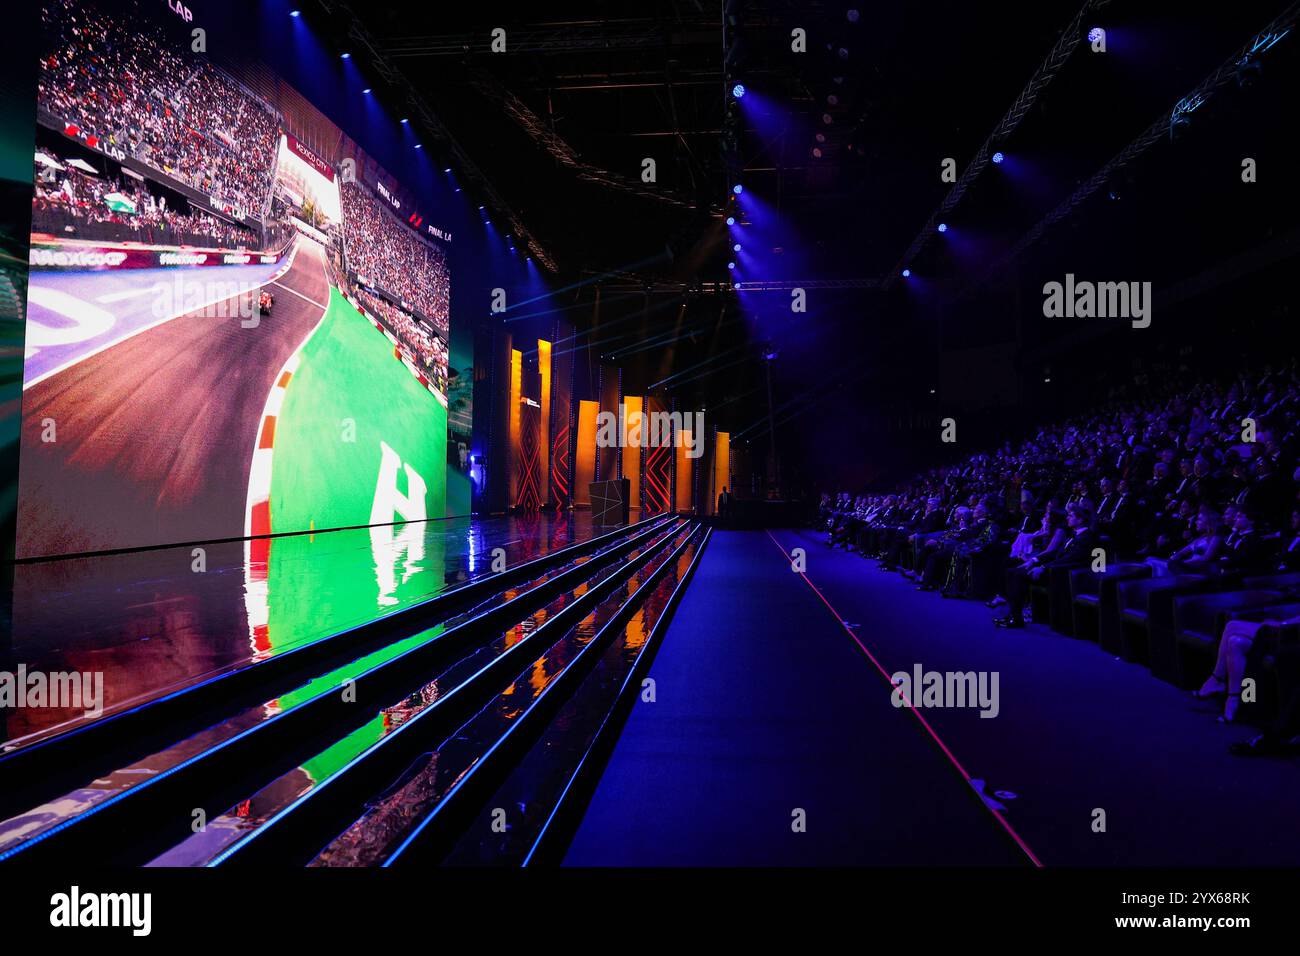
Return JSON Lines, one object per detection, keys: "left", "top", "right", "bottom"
{"left": 644, "top": 395, "right": 672, "bottom": 516}
{"left": 517, "top": 401, "right": 542, "bottom": 511}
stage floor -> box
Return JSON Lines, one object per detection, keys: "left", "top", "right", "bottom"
{"left": 4, "top": 512, "right": 608, "bottom": 750}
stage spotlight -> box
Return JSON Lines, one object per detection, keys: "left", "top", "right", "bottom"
{"left": 1087, "top": 27, "right": 1104, "bottom": 44}
{"left": 847, "top": 9, "right": 860, "bottom": 22}
{"left": 827, "top": 94, "right": 839, "bottom": 106}
{"left": 812, "top": 147, "right": 823, "bottom": 158}
{"left": 822, "top": 113, "right": 833, "bottom": 125}
{"left": 290, "top": 9, "right": 301, "bottom": 16}
{"left": 728, "top": 262, "right": 736, "bottom": 270}
{"left": 992, "top": 151, "right": 1004, "bottom": 164}
{"left": 400, "top": 117, "right": 409, "bottom": 124}
{"left": 362, "top": 87, "right": 372, "bottom": 94}
{"left": 937, "top": 223, "right": 948, "bottom": 233}
{"left": 733, "top": 184, "right": 744, "bottom": 194}
{"left": 444, "top": 167, "right": 451, "bottom": 173}
{"left": 478, "top": 205, "right": 485, "bottom": 210}
{"left": 341, "top": 52, "right": 351, "bottom": 60}
{"left": 734, "top": 282, "right": 741, "bottom": 290}
{"left": 726, "top": 216, "right": 736, "bottom": 226}
{"left": 414, "top": 143, "right": 422, "bottom": 149}
{"left": 902, "top": 269, "right": 911, "bottom": 278}
{"left": 732, "top": 83, "right": 746, "bottom": 99}
{"left": 733, "top": 243, "right": 742, "bottom": 252}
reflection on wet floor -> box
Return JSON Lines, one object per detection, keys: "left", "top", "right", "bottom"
{"left": 4, "top": 512, "right": 605, "bottom": 748}
{"left": 142, "top": 523, "right": 685, "bottom": 867}
{"left": 311, "top": 524, "right": 696, "bottom": 867}
{"left": 440, "top": 539, "right": 697, "bottom": 866}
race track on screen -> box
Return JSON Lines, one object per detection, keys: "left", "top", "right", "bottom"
{"left": 17, "top": 238, "right": 445, "bottom": 558}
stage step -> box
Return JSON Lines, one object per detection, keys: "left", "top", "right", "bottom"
{"left": 0, "top": 516, "right": 680, "bottom": 865}
{"left": 398, "top": 523, "right": 710, "bottom": 867}
{"left": 202, "top": 521, "right": 703, "bottom": 867}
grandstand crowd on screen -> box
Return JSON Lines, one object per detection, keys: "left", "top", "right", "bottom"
{"left": 34, "top": 0, "right": 452, "bottom": 341}
{"left": 341, "top": 181, "right": 451, "bottom": 331}
{"left": 33, "top": 153, "right": 260, "bottom": 249}
{"left": 356, "top": 286, "right": 450, "bottom": 394}
{"left": 38, "top": 1, "right": 279, "bottom": 218}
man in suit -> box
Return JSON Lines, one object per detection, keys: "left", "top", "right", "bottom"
{"left": 1098, "top": 477, "right": 1137, "bottom": 552}
{"left": 890, "top": 496, "right": 948, "bottom": 572}
{"left": 1145, "top": 460, "right": 1175, "bottom": 505}
{"left": 1189, "top": 454, "right": 1221, "bottom": 503}
{"left": 1094, "top": 477, "right": 1116, "bottom": 519}
{"left": 1171, "top": 457, "right": 1196, "bottom": 501}
{"left": 1275, "top": 508, "right": 1300, "bottom": 572}
{"left": 916, "top": 506, "right": 978, "bottom": 591}
{"left": 1219, "top": 507, "right": 1274, "bottom": 573}
{"left": 875, "top": 497, "right": 930, "bottom": 568}
{"left": 1245, "top": 456, "right": 1290, "bottom": 529}
{"left": 994, "top": 503, "right": 1095, "bottom": 628}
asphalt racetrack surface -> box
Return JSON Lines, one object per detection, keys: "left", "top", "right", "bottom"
{"left": 17, "top": 239, "right": 330, "bottom": 557}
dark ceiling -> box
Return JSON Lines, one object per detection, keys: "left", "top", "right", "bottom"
{"left": 329, "top": 0, "right": 1300, "bottom": 484}
{"left": 344, "top": 1, "right": 1082, "bottom": 283}
{"left": 340, "top": 1, "right": 1300, "bottom": 285}
{"left": 350, "top": 1, "right": 729, "bottom": 281}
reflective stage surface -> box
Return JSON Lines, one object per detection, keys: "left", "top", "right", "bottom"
{"left": 4, "top": 512, "right": 605, "bottom": 750}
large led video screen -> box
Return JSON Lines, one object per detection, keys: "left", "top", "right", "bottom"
{"left": 18, "top": 0, "right": 452, "bottom": 558}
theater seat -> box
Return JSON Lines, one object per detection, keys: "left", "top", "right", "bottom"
{"left": 969, "top": 543, "right": 1009, "bottom": 600}
{"left": 1166, "top": 590, "right": 1285, "bottom": 688}
{"left": 1070, "top": 563, "right": 1151, "bottom": 645}
{"left": 1023, "top": 562, "right": 1090, "bottom": 634}
{"left": 1241, "top": 571, "right": 1300, "bottom": 592}
{"left": 1113, "top": 574, "right": 1211, "bottom": 665}
{"left": 1237, "top": 609, "right": 1300, "bottom": 721}
{"left": 1048, "top": 564, "right": 1084, "bottom": 634}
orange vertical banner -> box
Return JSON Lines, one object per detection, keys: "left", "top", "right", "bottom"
{"left": 574, "top": 400, "right": 598, "bottom": 506}
{"left": 509, "top": 348, "right": 522, "bottom": 505}
{"left": 537, "top": 340, "right": 552, "bottom": 508}
{"left": 711, "top": 431, "right": 730, "bottom": 515}
{"left": 675, "top": 429, "right": 693, "bottom": 513}
{"left": 622, "top": 396, "right": 642, "bottom": 514}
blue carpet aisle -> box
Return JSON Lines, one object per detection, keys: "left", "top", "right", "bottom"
{"left": 756, "top": 528, "right": 1300, "bottom": 865}
{"left": 564, "top": 529, "right": 1029, "bottom": 866}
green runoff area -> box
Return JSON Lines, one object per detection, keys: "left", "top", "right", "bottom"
{"left": 260, "top": 285, "right": 454, "bottom": 782}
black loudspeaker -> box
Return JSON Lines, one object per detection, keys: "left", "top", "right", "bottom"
{"left": 589, "top": 479, "right": 631, "bottom": 525}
